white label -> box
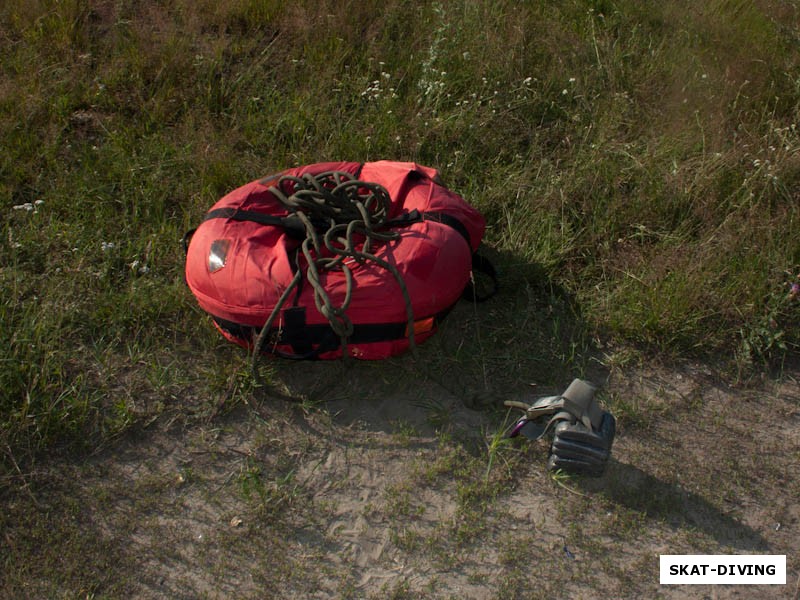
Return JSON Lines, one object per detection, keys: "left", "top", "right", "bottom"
{"left": 660, "top": 555, "right": 786, "bottom": 585}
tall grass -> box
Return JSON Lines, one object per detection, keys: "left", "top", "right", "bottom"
{"left": 2, "top": 0, "right": 799, "bottom": 463}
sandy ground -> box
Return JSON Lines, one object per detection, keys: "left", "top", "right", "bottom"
{"left": 2, "top": 302, "right": 799, "bottom": 598}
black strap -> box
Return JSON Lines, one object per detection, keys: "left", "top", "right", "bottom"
{"left": 213, "top": 304, "right": 454, "bottom": 360}
{"left": 188, "top": 206, "right": 496, "bottom": 302}
{"left": 203, "top": 207, "right": 285, "bottom": 226}
{"left": 383, "top": 209, "right": 422, "bottom": 228}
{"left": 281, "top": 306, "right": 318, "bottom": 357}
{"left": 202, "top": 208, "right": 313, "bottom": 240}
{"left": 181, "top": 228, "right": 196, "bottom": 255}
{"left": 185, "top": 166, "right": 473, "bottom": 252}
{"left": 189, "top": 207, "right": 496, "bottom": 302}
{"left": 215, "top": 314, "right": 409, "bottom": 346}
{"left": 423, "top": 211, "right": 471, "bottom": 248}
{"left": 462, "top": 252, "right": 499, "bottom": 302}
{"left": 199, "top": 207, "right": 468, "bottom": 241}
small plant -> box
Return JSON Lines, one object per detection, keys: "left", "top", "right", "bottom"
{"left": 238, "top": 458, "right": 301, "bottom": 519}
{"left": 737, "top": 268, "right": 800, "bottom": 369}
{"left": 484, "top": 424, "right": 515, "bottom": 483}
{"left": 410, "top": 396, "right": 451, "bottom": 430}
{"left": 550, "top": 469, "right": 587, "bottom": 497}
{"left": 390, "top": 419, "right": 418, "bottom": 446}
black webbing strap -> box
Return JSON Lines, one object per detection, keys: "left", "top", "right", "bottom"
{"left": 203, "top": 207, "right": 284, "bottom": 227}
{"left": 421, "top": 213, "right": 498, "bottom": 302}
{"left": 423, "top": 211, "right": 471, "bottom": 248}
{"left": 191, "top": 206, "right": 498, "bottom": 303}
{"left": 202, "top": 207, "right": 310, "bottom": 240}
{"left": 181, "top": 228, "right": 196, "bottom": 254}
{"left": 213, "top": 308, "right": 450, "bottom": 361}
{"left": 197, "top": 207, "right": 470, "bottom": 242}
{"left": 463, "top": 252, "right": 499, "bottom": 302}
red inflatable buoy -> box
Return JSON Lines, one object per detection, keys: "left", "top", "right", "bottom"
{"left": 185, "top": 161, "right": 486, "bottom": 359}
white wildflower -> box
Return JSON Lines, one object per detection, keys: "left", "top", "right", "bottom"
{"left": 130, "top": 258, "right": 149, "bottom": 274}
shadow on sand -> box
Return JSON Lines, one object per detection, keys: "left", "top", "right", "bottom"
{"left": 580, "top": 459, "right": 769, "bottom": 551}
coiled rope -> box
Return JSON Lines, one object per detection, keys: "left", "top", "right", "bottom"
{"left": 251, "top": 171, "right": 415, "bottom": 379}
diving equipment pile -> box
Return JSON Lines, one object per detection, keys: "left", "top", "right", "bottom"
{"left": 507, "top": 379, "right": 616, "bottom": 476}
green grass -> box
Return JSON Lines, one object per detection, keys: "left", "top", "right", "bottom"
{"left": 2, "top": 0, "right": 799, "bottom": 466}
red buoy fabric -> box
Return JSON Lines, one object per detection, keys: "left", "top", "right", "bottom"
{"left": 185, "top": 161, "right": 485, "bottom": 359}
